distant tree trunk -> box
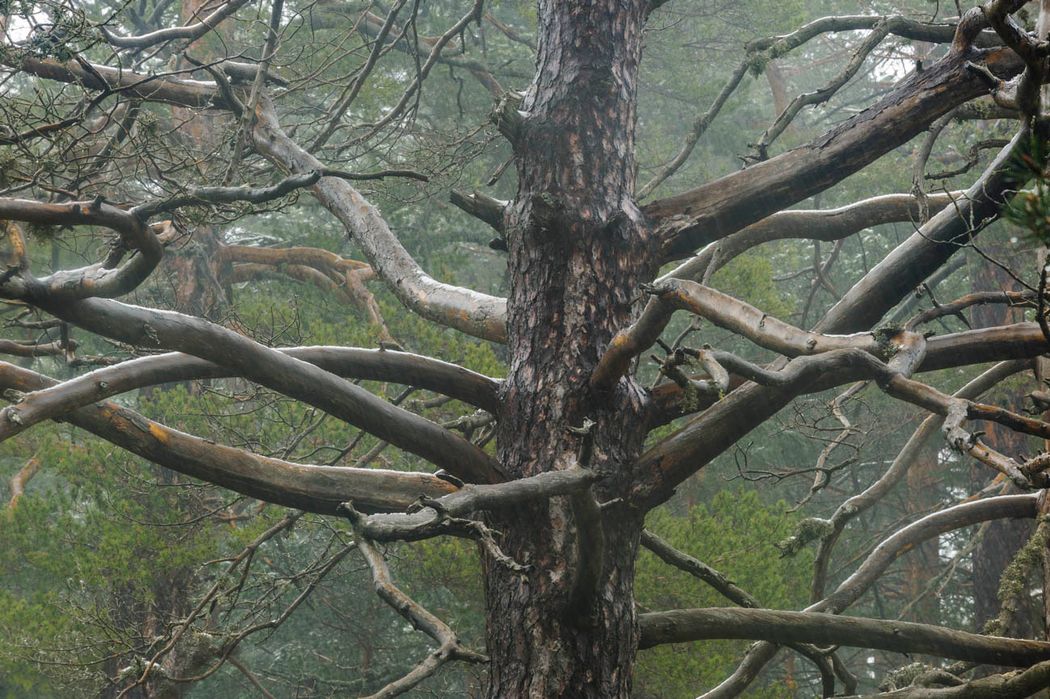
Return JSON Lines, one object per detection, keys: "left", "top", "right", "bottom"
{"left": 484, "top": 2, "right": 656, "bottom": 696}
{"left": 765, "top": 62, "right": 790, "bottom": 121}
{"left": 969, "top": 237, "right": 1033, "bottom": 636}
{"left": 166, "top": 0, "right": 231, "bottom": 321}
{"left": 904, "top": 451, "right": 941, "bottom": 623}
{"left": 99, "top": 5, "right": 229, "bottom": 697}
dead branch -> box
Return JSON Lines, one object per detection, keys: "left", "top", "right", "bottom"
{"left": 700, "top": 494, "right": 1039, "bottom": 699}
{"left": 100, "top": 0, "right": 251, "bottom": 49}
{"left": 638, "top": 608, "right": 1050, "bottom": 666}
{"left": 0, "top": 361, "right": 466, "bottom": 515}
{"left": 252, "top": 98, "right": 508, "bottom": 342}
{"left": 26, "top": 296, "right": 503, "bottom": 483}
{"left": 343, "top": 504, "right": 488, "bottom": 699}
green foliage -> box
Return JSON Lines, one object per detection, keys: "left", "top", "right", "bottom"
{"left": 0, "top": 418, "right": 225, "bottom": 694}
{"left": 1005, "top": 134, "right": 1050, "bottom": 244}
{"left": 711, "top": 253, "right": 794, "bottom": 319}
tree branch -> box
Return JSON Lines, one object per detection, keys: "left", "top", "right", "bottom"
{"left": 27, "top": 297, "right": 504, "bottom": 483}
{"left": 252, "top": 98, "right": 508, "bottom": 342}
{"left": 0, "top": 198, "right": 163, "bottom": 302}
{"left": 699, "top": 494, "right": 1039, "bottom": 699}
{"left": 810, "top": 359, "right": 1029, "bottom": 601}
{"left": 638, "top": 608, "right": 1050, "bottom": 667}
{"left": 818, "top": 126, "right": 1038, "bottom": 333}
{"left": 343, "top": 504, "right": 488, "bottom": 699}
{"left": 348, "top": 469, "right": 599, "bottom": 542}
{"left": 7, "top": 56, "right": 224, "bottom": 108}
{"left": 592, "top": 191, "right": 963, "bottom": 391}
{"left": 133, "top": 171, "right": 323, "bottom": 218}
{"left": 850, "top": 659, "right": 1050, "bottom": 698}
{"left": 645, "top": 39, "right": 1024, "bottom": 261}
{"left": 0, "top": 347, "right": 499, "bottom": 446}
{"left": 99, "top": 0, "right": 252, "bottom": 49}
{"left": 0, "top": 362, "right": 460, "bottom": 515}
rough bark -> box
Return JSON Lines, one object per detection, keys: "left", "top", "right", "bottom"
{"left": 484, "top": 2, "right": 655, "bottom": 697}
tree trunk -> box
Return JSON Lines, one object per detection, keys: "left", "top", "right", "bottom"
{"left": 484, "top": 2, "right": 655, "bottom": 696}
{"left": 968, "top": 237, "right": 1034, "bottom": 636}
{"left": 903, "top": 451, "right": 941, "bottom": 623}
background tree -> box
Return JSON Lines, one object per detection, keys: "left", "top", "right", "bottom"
{"left": 4, "top": 0, "right": 1050, "bottom": 697}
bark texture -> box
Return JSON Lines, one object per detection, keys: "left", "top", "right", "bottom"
{"left": 485, "top": 2, "right": 655, "bottom": 697}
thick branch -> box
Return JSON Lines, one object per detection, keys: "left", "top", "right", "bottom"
{"left": 0, "top": 339, "right": 66, "bottom": 358}
{"left": 637, "top": 608, "right": 1050, "bottom": 667}
{"left": 252, "top": 99, "right": 508, "bottom": 342}
{"left": 819, "top": 127, "right": 1036, "bottom": 333}
{"left": 646, "top": 41, "right": 1023, "bottom": 261}
{"left": 593, "top": 191, "right": 962, "bottom": 390}
{"left": 0, "top": 362, "right": 458, "bottom": 515}
{"left": 633, "top": 130, "right": 1040, "bottom": 504}
{"left": 29, "top": 297, "right": 504, "bottom": 483}
{"left": 216, "top": 245, "right": 371, "bottom": 275}
{"left": 635, "top": 319, "right": 1050, "bottom": 503}
{"left": 638, "top": 10, "right": 995, "bottom": 197}
{"left": 8, "top": 56, "right": 224, "bottom": 108}
{"left": 449, "top": 190, "right": 508, "bottom": 233}
{"left": 648, "top": 279, "right": 884, "bottom": 358}
{"left": 0, "top": 348, "right": 500, "bottom": 445}
{"left": 7, "top": 453, "right": 40, "bottom": 509}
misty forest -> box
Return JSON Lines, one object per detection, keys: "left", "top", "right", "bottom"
{"left": 7, "top": 0, "right": 1050, "bottom": 697}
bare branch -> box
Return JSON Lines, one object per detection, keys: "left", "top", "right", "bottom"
{"left": 634, "top": 128, "right": 1042, "bottom": 505}
{"left": 644, "top": 279, "right": 886, "bottom": 358}
{"left": 819, "top": 126, "right": 1037, "bottom": 333}
{"left": 646, "top": 41, "right": 1024, "bottom": 261}
{"left": 635, "top": 320, "right": 1050, "bottom": 505}
{"left": 699, "top": 494, "right": 1039, "bottom": 699}
{"left": 755, "top": 21, "right": 892, "bottom": 157}
{"left": 8, "top": 56, "right": 224, "bottom": 108}
{"left": 0, "top": 339, "right": 67, "bottom": 357}
{"left": 637, "top": 12, "right": 994, "bottom": 198}
{"left": 349, "top": 469, "right": 599, "bottom": 542}
{"left": 252, "top": 98, "right": 508, "bottom": 342}
{"left": 343, "top": 504, "right": 487, "bottom": 699}
{"left": 0, "top": 198, "right": 163, "bottom": 301}
{"left": 27, "top": 298, "right": 504, "bottom": 483}
{"left": 0, "top": 347, "right": 499, "bottom": 446}
{"left": 133, "top": 171, "right": 322, "bottom": 218}
{"left": 449, "top": 190, "right": 508, "bottom": 233}
{"left": 0, "top": 362, "right": 460, "bottom": 515}
{"left": 593, "top": 191, "right": 963, "bottom": 391}
{"left": 99, "top": 0, "right": 252, "bottom": 49}
{"left": 641, "top": 530, "right": 759, "bottom": 608}
{"left": 811, "top": 360, "right": 1029, "bottom": 600}
{"left": 638, "top": 607, "right": 1050, "bottom": 666}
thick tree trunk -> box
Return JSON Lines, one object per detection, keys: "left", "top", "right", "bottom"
{"left": 485, "top": 2, "right": 655, "bottom": 697}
